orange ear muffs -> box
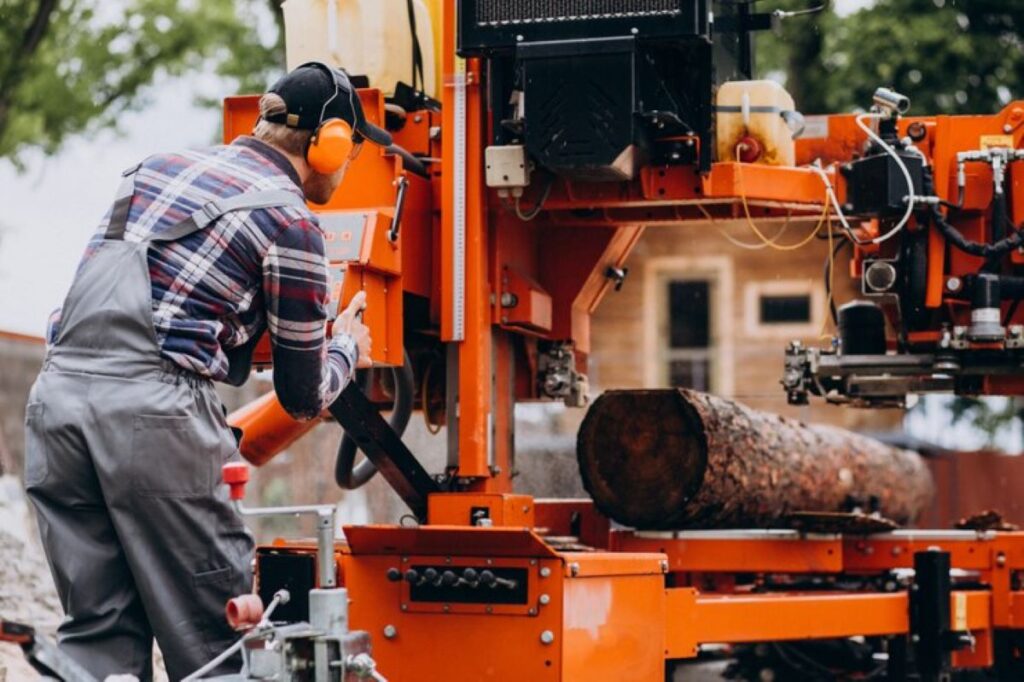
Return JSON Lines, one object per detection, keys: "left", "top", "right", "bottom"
{"left": 306, "top": 118, "right": 354, "bottom": 175}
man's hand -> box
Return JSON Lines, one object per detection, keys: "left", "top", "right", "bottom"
{"left": 333, "top": 291, "right": 372, "bottom": 368}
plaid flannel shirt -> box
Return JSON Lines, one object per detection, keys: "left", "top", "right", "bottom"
{"left": 48, "top": 137, "right": 356, "bottom": 419}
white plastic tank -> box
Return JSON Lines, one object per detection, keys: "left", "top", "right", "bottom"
{"left": 716, "top": 80, "right": 798, "bottom": 166}
{"left": 283, "top": 0, "right": 438, "bottom": 98}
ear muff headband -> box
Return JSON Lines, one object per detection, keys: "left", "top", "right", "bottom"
{"left": 303, "top": 62, "right": 359, "bottom": 175}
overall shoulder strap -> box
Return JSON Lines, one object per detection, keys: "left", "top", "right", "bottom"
{"left": 103, "top": 162, "right": 143, "bottom": 241}
{"left": 147, "top": 189, "right": 309, "bottom": 243}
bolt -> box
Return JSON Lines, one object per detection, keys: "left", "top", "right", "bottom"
{"left": 540, "top": 567, "right": 551, "bottom": 578}
{"left": 383, "top": 624, "right": 397, "bottom": 639}
{"left": 529, "top": 559, "right": 537, "bottom": 566}
{"left": 414, "top": 115, "right": 422, "bottom": 124}
{"left": 569, "top": 562, "right": 580, "bottom": 577}
{"left": 891, "top": 546, "right": 903, "bottom": 557}
{"left": 529, "top": 607, "right": 537, "bottom": 615}
{"left": 911, "top": 634, "right": 921, "bottom": 643}
{"left": 539, "top": 594, "right": 551, "bottom": 605}
{"left": 443, "top": 604, "right": 450, "bottom": 613}
{"left": 485, "top": 605, "right": 493, "bottom": 614}
{"left": 997, "top": 552, "right": 1007, "bottom": 568}
{"left": 401, "top": 604, "right": 408, "bottom": 611}
{"left": 402, "top": 556, "right": 408, "bottom": 563}
{"left": 1006, "top": 124, "right": 1014, "bottom": 134}
{"left": 946, "top": 276, "right": 963, "bottom": 293}
{"left": 540, "top": 630, "right": 555, "bottom": 645}
{"left": 660, "top": 560, "right": 669, "bottom": 573}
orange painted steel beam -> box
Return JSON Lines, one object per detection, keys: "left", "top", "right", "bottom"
{"left": 702, "top": 162, "right": 830, "bottom": 205}
{"left": 613, "top": 532, "right": 843, "bottom": 574}
{"left": 666, "top": 589, "right": 992, "bottom": 658}
{"left": 842, "top": 533, "right": 1022, "bottom": 573}
{"left": 441, "top": 0, "right": 493, "bottom": 481}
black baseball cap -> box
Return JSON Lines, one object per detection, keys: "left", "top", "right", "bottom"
{"left": 264, "top": 62, "right": 392, "bottom": 147}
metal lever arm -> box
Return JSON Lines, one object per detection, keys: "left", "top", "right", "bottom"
{"left": 328, "top": 381, "right": 439, "bottom": 521}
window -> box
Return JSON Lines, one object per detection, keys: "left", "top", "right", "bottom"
{"left": 664, "top": 279, "right": 714, "bottom": 391}
{"left": 744, "top": 280, "right": 822, "bottom": 337}
{"left": 760, "top": 294, "right": 811, "bottom": 325}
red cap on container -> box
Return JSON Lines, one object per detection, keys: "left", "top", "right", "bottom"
{"left": 737, "top": 136, "right": 763, "bottom": 163}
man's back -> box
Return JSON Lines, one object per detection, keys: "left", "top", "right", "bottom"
{"left": 49, "top": 137, "right": 352, "bottom": 418}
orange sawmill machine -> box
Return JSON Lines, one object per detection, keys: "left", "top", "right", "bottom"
{"left": 205, "top": 1, "right": 1024, "bottom": 680}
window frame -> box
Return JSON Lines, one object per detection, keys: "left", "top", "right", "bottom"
{"left": 744, "top": 279, "right": 824, "bottom": 338}
{"left": 642, "top": 256, "right": 734, "bottom": 394}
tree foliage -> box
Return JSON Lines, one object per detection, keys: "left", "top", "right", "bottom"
{"left": 0, "top": 0, "right": 286, "bottom": 166}
{"left": 757, "top": 0, "right": 1024, "bottom": 115}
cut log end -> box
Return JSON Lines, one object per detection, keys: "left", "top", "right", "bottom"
{"left": 577, "top": 389, "right": 934, "bottom": 530}
{"left": 577, "top": 390, "right": 709, "bottom": 529}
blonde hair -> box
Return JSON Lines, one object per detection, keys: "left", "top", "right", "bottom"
{"left": 252, "top": 93, "right": 313, "bottom": 157}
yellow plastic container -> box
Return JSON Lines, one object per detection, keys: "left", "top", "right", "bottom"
{"left": 283, "top": 0, "right": 438, "bottom": 98}
{"left": 716, "top": 80, "right": 797, "bottom": 166}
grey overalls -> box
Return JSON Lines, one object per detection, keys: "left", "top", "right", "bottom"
{"left": 24, "top": 166, "right": 307, "bottom": 681}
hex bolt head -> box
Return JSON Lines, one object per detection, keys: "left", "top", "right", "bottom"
{"left": 383, "top": 624, "right": 397, "bottom": 639}
{"left": 540, "top": 630, "right": 555, "bottom": 645}
{"left": 539, "top": 567, "right": 551, "bottom": 578}
{"left": 539, "top": 594, "right": 551, "bottom": 605}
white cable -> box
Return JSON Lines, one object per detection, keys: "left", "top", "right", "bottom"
{"left": 854, "top": 112, "right": 917, "bottom": 244}
{"left": 806, "top": 114, "right": 917, "bottom": 247}
{"left": 807, "top": 163, "right": 862, "bottom": 242}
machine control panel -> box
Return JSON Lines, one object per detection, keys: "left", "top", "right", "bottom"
{"left": 387, "top": 565, "right": 528, "bottom": 605}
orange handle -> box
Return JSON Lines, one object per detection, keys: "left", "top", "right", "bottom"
{"left": 227, "top": 391, "right": 320, "bottom": 466}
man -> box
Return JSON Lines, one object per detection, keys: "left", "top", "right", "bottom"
{"left": 23, "top": 63, "right": 389, "bottom": 680}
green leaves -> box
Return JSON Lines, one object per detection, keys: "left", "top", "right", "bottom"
{"left": 0, "top": 0, "right": 285, "bottom": 166}
{"left": 757, "top": 0, "right": 1023, "bottom": 116}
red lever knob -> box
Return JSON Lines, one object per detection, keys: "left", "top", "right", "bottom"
{"left": 225, "top": 593, "right": 264, "bottom": 630}
{"left": 222, "top": 462, "right": 250, "bottom": 501}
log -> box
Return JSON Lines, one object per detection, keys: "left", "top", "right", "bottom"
{"left": 576, "top": 389, "right": 934, "bottom": 530}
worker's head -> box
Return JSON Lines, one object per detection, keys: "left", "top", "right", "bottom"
{"left": 253, "top": 62, "right": 392, "bottom": 204}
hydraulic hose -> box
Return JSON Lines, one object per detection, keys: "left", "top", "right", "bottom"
{"left": 334, "top": 350, "right": 415, "bottom": 489}
{"left": 924, "top": 165, "right": 1024, "bottom": 260}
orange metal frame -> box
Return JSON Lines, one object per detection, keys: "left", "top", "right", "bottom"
{"left": 225, "top": 2, "right": 1024, "bottom": 677}
{"left": 256, "top": 500, "right": 1024, "bottom": 679}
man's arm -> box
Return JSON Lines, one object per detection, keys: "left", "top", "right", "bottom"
{"left": 262, "top": 217, "right": 357, "bottom": 420}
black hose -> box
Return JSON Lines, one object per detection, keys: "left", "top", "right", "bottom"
{"left": 924, "top": 165, "right": 1024, "bottom": 260}
{"left": 335, "top": 350, "right": 415, "bottom": 489}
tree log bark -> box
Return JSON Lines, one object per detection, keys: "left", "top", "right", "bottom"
{"left": 577, "top": 389, "right": 934, "bottom": 530}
